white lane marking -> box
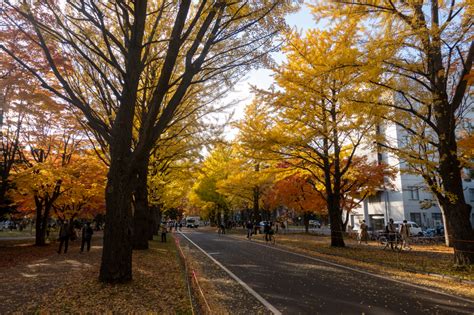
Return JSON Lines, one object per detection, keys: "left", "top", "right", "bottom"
{"left": 240, "top": 237, "right": 474, "bottom": 305}
{"left": 178, "top": 231, "right": 282, "bottom": 315}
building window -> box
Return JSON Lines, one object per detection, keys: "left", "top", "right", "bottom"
{"left": 368, "top": 193, "right": 381, "bottom": 204}
{"left": 410, "top": 213, "right": 422, "bottom": 226}
{"left": 432, "top": 213, "right": 442, "bottom": 221}
{"left": 407, "top": 186, "right": 419, "bottom": 200}
{"left": 369, "top": 215, "right": 385, "bottom": 231}
{"left": 469, "top": 188, "right": 474, "bottom": 202}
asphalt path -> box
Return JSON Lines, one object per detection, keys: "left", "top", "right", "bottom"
{"left": 177, "top": 229, "right": 474, "bottom": 315}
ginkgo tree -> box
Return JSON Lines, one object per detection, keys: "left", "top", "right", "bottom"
{"left": 9, "top": 106, "right": 96, "bottom": 246}
{"left": 239, "top": 22, "right": 390, "bottom": 247}
{"left": 313, "top": 1, "right": 474, "bottom": 264}
{"left": 1, "top": 1, "right": 298, "bottom": 282}
{"left": 192, "top": 144, "right": 233, "bottom": 225}
{"left": 216, "top": 147, "right": 275, "bottom": 222}
{"left": 52, "top": 153, "right": 107, "bottom": 222}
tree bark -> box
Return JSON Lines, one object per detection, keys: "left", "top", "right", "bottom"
{"left": 34, "top": 198, "right": 45, "bottom": 246}
{"left": 328, "top": 194, "right": 345, "bottom": 247}
{"left": 433, "top": 85, "right": 474, "bottom": 263}
{"left": 133, "top": 159, "right": 150, "bottom": 250}
{"left": 429, "top": 2, "right": 473, "bottom": 265}
{"left": 150, "top": 204, "right": 162, "bottom": 237}
{"left": 441, "top": 201, "right": 473, "bottom": 265}
{"left": 99, "top": 159, "right": 134, "bottom": 283}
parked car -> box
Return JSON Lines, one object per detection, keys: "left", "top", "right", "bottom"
{"left": 309, "top": 220, "right": 321, "bottom": 228}
{"left": 393, "top": 221, "right": 423, "bottom": 236}
{"left": 421, "top": 225, "right": 444, "bottom": 236}
{"left": 0, "top": 220, "right": 16, "bottom": 231}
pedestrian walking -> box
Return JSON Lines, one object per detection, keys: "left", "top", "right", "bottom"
{"left": 386, "top": 218, "right": 396, "bottom": 250}
{"left": 161, "top": 224, "right": 168, "bottom": 242}
{"left": 400, "top": 220, "right": 412, "bottom": 250}
{"left": 358, "top": 220, "right": 369, "bottom": 245}
{"left": 80, "top": 222, "right": 94, "bottom": 252}
{"left": 246, "top": 220, "right": 254, "bottom": 239}
{"left": 280, "top": 221, "right": 286, "bottom": 234}
{"left": 58, "top": 220, "right": 70, "bottom": 254}
{"left": 263, "top": 221, "right": 271, "bottom": 242}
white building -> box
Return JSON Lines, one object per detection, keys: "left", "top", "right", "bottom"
{"left": 349, "top": 119, "right": 474, "bottom": 231}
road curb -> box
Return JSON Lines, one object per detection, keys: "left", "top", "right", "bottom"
{"left": 178, "top": 231, "right": 282, "bottom": 315}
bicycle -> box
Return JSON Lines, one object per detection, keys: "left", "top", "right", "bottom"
{"left": 217, "top": 225, "right": 225, "bottom": 235}
{"left": 379, "top": 232, "right": 402, "bottom": 252}
{"left": 264, "top": 230, "right": 276, "bottom": 245}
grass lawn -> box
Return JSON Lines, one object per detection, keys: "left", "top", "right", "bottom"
{"left": 228, "top": 228, "right": 474, "bottom": 299}
{"left": 0, "top": 229, "right": 36, "bottom": 238}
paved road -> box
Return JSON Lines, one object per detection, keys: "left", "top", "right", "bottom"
{"left": 177, "top": 229, "right": 474, "bottom": 315}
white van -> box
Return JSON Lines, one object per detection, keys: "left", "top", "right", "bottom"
{"left": 186, "top": 216, "right": 200, "bottom": 228}
{"left": 393, "top": 221, "right": 422, "bottom": 236}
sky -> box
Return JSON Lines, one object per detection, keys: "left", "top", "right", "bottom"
{"left": 220, "top": 4, "right": 317, "bottom": 139}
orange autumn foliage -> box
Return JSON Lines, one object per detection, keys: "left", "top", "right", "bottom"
{"left": 264, "top": 173, "right": 326, "bottom": 215}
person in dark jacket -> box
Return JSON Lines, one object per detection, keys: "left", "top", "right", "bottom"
{"left": 263, "top": 221, "right": 271, "bottom": 241}
{"left": 58, "top": 220, "right": 70, "bottom": 254}
{"left": 246, "top": 221, "right": 254, "bottom": 239}
{"left": 161, "top": 224, "right": 168, "bottom": 242}
{"left": 80, "top": 222, "right": 94, "bottom": 252}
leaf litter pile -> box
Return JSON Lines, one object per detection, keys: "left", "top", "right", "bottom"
{"left": 0, "top": 234, "right": 192, "bottom": 314}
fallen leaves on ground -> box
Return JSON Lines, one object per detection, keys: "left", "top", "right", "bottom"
{"left": 34, "top": 238, "right": 191, "bottom": 314}
{"left": 2, "top": 235, "right": 192, "bottom": 314}
{"left": 0, "top": 239, "right": 58, "bottom": 268}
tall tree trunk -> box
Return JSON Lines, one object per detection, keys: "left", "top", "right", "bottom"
{"left": 253, "top": 186, "right": 259, "bottom": 221}
{"left": 429, "top": 2, "right": 473, "bottom": 265}
{"left": 150, "top": 204, "right": 162, "bottom": 237}
{"left": 440, "top": 209, "right": 451, "bottom": 247}
{"left": 34, "top": 196, "right": 45, "bottom": 246}
{"left": 328, "top": 194, "right": 345, "bottom": 247}
{"left": 133, "top": 159, "right": 150, "bottom": 250}
{"left": 149, "top": 206, "right": 157, "bottom": 240}
{"left": 99, "top": 159, "right": 134, "bottom": 283}
{"left": 435, "top": 98, "right": 474, "bottom": 264}
{"left": 441, "top": 200, "right": 473, "bottom": 265}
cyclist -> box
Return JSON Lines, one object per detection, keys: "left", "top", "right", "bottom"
{"left": 266, "top": 222, "right": 275, "bottom": 244}
{"left": 218, "top": 222, "right": 226, "bottom": 235}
